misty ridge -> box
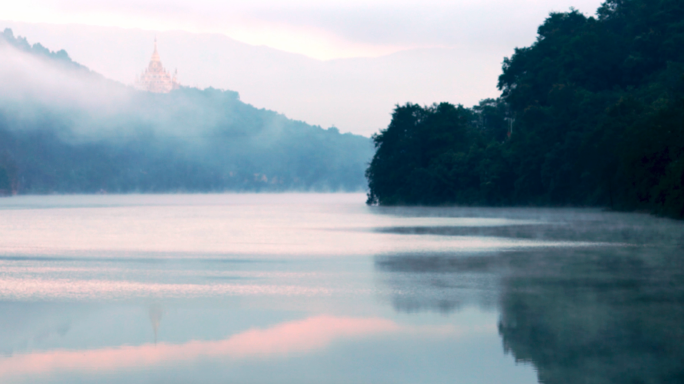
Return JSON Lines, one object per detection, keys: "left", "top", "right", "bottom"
{"left": 0, "top": 28, "right": 373, "bottom": 194}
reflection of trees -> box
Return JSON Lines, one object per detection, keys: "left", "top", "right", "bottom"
{"left": 375, "top": 253, "right": 503, "bottom": 314}
{"left": 375, "top": 245, "right": 684, "bottom": 383}
{"left": 498, "top": 247, "right": 684, "bottom": 384}
{"left": 149, "top": 304, "right": 164, "bottom": 345}
{"left": 0, "top": 303, "right": 75, "bottom": 355}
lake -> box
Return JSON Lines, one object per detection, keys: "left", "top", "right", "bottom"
{"left": 0, "top": 193, "right": 682, "bottom": 383}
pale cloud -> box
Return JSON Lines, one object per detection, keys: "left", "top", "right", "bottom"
{"left": 1, "top": 0, "right": 607, "bottom": 134}
{"left": 2, "top": 0, "right": 607, "bottom": 60}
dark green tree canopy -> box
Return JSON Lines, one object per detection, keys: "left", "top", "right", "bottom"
{"left": 366, "top": 0, "right": 684, "bottom": 218}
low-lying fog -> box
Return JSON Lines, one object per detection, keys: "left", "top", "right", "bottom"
{"left": 0, "top": 32, "right": 372, "bottom": 193}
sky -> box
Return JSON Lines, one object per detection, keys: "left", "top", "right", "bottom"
{"left": 1, "top": 0, "right": 606, "bottom": 135}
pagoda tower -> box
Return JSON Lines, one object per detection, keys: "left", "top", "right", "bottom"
{"left": 135, "top": 39, "right": 179, "bottom": 93}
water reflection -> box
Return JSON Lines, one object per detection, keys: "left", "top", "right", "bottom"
{"left": 498, "top": 246, "right": 684, "bottom": 384}
{"left": 1, "top": 195, "right": 682, "bottom": 383}
{"left": 0, "top": 316, "right": 399, "bottom": 378}
{"left": 374, "top": 215, "right": 684, "bottom": 383}
{"left": 375, "top": 252, "right": 501, "bottom": 313}
{"left": 372, "top": 212, "right": 684, "bottom": 245}
{"left": 149, "top": 304, "right": 163, "bottom": 344}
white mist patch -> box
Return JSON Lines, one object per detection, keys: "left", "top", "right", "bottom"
{"left": 0, "top": 194, "right": 622, "bottom": 260}
{"left": 0, "top": 42, "right": 232, "bottom": 143}
{"left": 0, "top": 277, "right": 339, "bottom": 301}
{"left": 0, "top": 43, "right": 130, "bottom": 111}
{"left": 347, "top": 216, "right": 543, "bottom": 228}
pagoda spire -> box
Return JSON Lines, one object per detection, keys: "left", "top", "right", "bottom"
{"left": 135, "top": 38, "right": 180, "bottom": 93}
{"left": 150, "top": 36, "right": 161, "bottom": 64}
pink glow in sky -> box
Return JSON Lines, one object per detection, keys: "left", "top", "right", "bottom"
{"left": 0, "top": 1, "right": 606, "bottom": 135}
{"left": 2, "top": 0, "right": 606, "bottom": 60}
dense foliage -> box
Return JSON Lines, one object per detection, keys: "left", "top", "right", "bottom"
{"left": 0, "top": 29, "right": 372, "bottom": 193}
{"left": 366, "top": 0, "right": 684, "bottom": 218}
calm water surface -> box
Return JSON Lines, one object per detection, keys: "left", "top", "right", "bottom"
{"left": 0, "top": 193, "right": 682, "bottom": 383}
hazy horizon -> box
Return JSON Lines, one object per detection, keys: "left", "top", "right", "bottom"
{"left": 2, "top": 1, "right": 683, "bottom": 381}
{"left": 0, "top": 0, "right": 604, "bottom": 136}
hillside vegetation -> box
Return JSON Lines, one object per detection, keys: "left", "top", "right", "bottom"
{"left": 366, "top": 0, "right": 684, "bottom": 218}
{"left": 0, "top": 29, "right": 372, "bottom": 193}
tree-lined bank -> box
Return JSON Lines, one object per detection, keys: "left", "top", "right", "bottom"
{"left": 366, "top": 0, "right": 684, "bottom": 219}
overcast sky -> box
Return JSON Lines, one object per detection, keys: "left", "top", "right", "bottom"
{"left": 1, "top": 0, "right": 606, "bottom": 135}
{"left": 4, "top": 0, "right": 605, "bottom": 60}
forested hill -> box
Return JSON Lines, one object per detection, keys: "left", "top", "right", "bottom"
{"left": 366, "top": 0, "right": 684, "bottom": 219}
{"left": 0, "top": 29, "right": 373, "bottom": 194}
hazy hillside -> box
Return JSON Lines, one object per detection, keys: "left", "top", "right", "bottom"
{"left": 0, "top": 22, "right": 504, "bottom": 136}
{"left": 0, "top": 29, "right": 373, "bottom": 194}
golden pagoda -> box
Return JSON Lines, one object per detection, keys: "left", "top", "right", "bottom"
{"left": 135, "top": 39, "right": 179, "bottom": 93}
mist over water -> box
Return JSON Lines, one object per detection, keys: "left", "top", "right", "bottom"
{"left": 0, "top": 193, "right": 682, "bottom": 383}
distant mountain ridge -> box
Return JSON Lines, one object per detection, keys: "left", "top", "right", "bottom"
{"left": 0, "top": 29, "right": 373, "bottom": 193}
{"left": 1, "top": 28, "right": 78, "bottom": 66}
{"left": 0, "top": 21, "right": 504, "bottom": 136}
